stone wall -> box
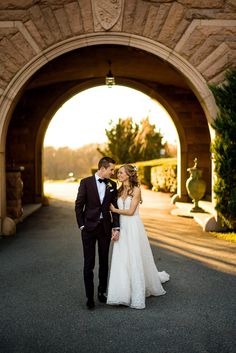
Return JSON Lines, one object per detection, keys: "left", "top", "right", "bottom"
{"left": 0, "top": 0, "right": 235, "bottom": 98}
{"left": 6, "top": 169, "right": 23, "bottom": 219}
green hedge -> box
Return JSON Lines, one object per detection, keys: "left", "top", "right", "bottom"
{"left": 151, "top": 163, "right": 177, "bottom": 193}
{"left": 137, "top": 165, "right": 152, "bottom": 188}
{"left": 134, "top": 158, "right": 176, "bottom": 190}
{"left": 91, "top": 158, "right": 177, "bottom": 193}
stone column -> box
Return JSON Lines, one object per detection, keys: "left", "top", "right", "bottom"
{"left": 0, "top": 151, "right": 6, "bottom": 235}
{"left": 6, "top": 166, "right": 24, "bottom": 220}
{"left": 179, "top": 149, "right": 188, "bottom": 201}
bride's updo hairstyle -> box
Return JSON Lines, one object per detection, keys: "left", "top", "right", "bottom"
{"left": 118, "top": 164, "right": 140, "bottom": 198}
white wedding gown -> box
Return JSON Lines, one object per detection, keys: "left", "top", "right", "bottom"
{"left": 107, "top": 196, "right": 170, "bottom": 309}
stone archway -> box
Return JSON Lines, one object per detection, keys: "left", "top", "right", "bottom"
{"left": 1, "top": 0, "right": 235, "bottom": 233}
{"left": 1, "top": 36, "right": 214, "bottom": 233}
{"left": 2, "top": 37, "right": 213, "bottom": 218}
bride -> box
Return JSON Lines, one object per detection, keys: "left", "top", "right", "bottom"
{"left": 107, "top": 164, "right": 170, "bottom": 309}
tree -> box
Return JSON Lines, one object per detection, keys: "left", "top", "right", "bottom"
{"left": 98, "top": 118, "right": 139, "bottom": 163}
{"left": 134, "top": 117, "right": 163, "bottom": 161}
{"left": 44, "top": 144, "right": 102, "bottom": 180}
{"left": 98, "top": 117, "right": 163, "bottom": 163}
{"left": 209, "top": 68, "right": 236, "bottom": 229}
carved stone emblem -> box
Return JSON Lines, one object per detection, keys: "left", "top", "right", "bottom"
{"left": 92, "top": 0, "right": 123, "bottom": 30}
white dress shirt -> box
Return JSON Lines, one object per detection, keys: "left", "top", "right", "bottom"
{"left": 95, "top": 173, "right": 106, "bottom": 204}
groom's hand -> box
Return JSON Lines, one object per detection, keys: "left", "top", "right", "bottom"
{"left": 111, "top": 229, "right": 119, "bottom": 242}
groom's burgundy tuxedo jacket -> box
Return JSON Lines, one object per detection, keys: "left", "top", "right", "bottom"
{"left": 75, "top": 176, "right": 120, "bottom": 236}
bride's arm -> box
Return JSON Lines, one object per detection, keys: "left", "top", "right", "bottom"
{"left": 110, "top": 187, "right": 141, "bottom": 216}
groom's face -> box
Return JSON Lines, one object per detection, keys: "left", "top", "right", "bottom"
{"left": 101, "top": 163, "right": 115, "bottom": 179}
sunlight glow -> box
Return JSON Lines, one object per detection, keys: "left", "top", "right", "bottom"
{"left": 44, "top": 86, "right": 178, "bottom": 149}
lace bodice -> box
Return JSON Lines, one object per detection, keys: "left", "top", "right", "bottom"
{"left": 117, "top": 196, "right": 139, "bottom": 216}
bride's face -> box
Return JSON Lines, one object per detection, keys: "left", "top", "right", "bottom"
{"left": 117, "top": 167, "right": 129, "bottom": 183}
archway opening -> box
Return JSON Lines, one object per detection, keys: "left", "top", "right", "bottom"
{"left": 4, "top": 43, "right": 212, "bottom": 222}
{"left": 43, "top": 85, "right": 178, "bottom": 200}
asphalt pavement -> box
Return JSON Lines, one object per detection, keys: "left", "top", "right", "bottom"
{"left": 0, "top": 189, "right": 236, "bottom": 353}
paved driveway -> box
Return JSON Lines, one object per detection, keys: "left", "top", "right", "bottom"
{"left": 0, "top": 184, "right": 235, "bottom": 353}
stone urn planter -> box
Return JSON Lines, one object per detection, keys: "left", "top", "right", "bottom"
{"left": 186, "top": 158, "right": 206, "bottom": 212}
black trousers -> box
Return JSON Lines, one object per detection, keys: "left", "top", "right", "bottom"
{"left": 81, "top": 221, "right": 111, "bottom": 300}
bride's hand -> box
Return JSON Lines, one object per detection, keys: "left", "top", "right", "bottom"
{"left": 110, "top": 204, "right": 116, "bottom": 212}
{"left": 111, "top": 229, "right": 119, "bottom": 242}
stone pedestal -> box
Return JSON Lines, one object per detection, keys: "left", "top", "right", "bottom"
{"left": 2, "top": 217, "right": 16, "bottom": 236}
{"left": 186, "top": 158, "right": 206, "bottom": 212}
{"left": 6, "top": 167, "right": 24, "bottom": 220}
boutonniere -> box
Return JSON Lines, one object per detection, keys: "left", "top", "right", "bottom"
{"left": 106, "top": 181, "right": 113, "bottom": 189}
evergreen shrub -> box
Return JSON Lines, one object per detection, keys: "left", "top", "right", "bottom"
{"left": 209, "top": 69, "right": 236, "bottom": 229}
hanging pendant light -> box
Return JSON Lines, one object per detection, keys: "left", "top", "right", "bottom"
{"left": 105, "top": 60, "right": 115, "bottom": 88}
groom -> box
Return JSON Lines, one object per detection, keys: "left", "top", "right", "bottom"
{"left": 75, "top": 156, "right": 120, "bottom": 309}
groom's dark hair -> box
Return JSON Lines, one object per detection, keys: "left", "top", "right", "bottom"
{"left": 98, "top": 156, "right": 116, "bottom": 169}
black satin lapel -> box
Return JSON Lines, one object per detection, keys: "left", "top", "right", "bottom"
{"left": 102, "top": 183, "right": 110, "bottom": 204}
{"left": 92, "top": 175, "right": 101, "bottom": 204}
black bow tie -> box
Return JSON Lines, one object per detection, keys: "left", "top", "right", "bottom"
{"left": 98, "top": 178, "right": 108, "bottom": 184}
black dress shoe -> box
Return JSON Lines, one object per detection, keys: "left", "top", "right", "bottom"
{"left": 86, "top": 299, "right": 95, "bottom": 310}
{"left": 97, "top": 292, "right": 107, "bottom": 303}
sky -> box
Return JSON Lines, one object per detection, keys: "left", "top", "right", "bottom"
{"left": 44, "top": 85, "right": 178, "bottom": 149}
